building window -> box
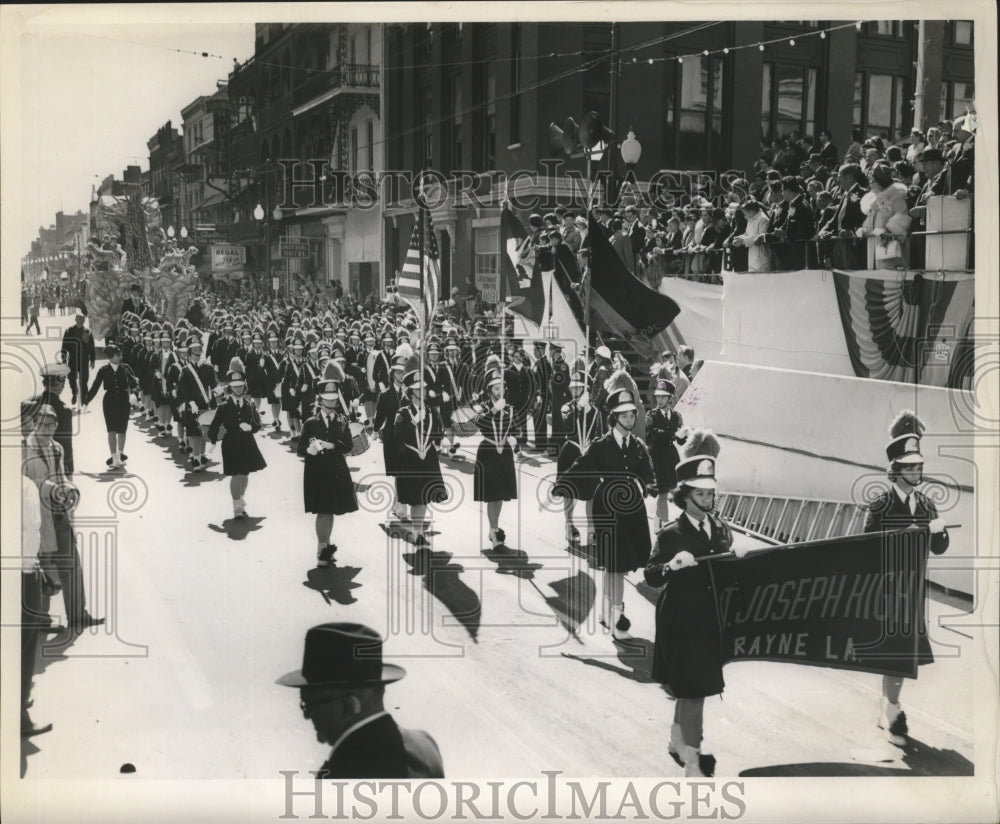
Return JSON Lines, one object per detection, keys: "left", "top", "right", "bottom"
{"left": 759, "top": 61, "right": 816, "bottom": 145}
{"left": 952, "top": 21, "right": 972, "bottom": 45}
{"left": 509, "top": 24, "right": 521, "bottom": 145}
{"left": 474, "top": 226, "right": 500, "bottom": 291}
{"left": 367, "top": 120, "right": 375, "bottom": 172}
{"left": 449, "top": 74, "right": 463, "bottom": 171}
{"left": 866, "top": 21, "right": 903, "bottom": 37}
{"left": 942, "top": 81, "right": 975, "bottom": 120}
{"left": 350, "top": 126, "right": 358, "bottom": 174}
{"left": 663, "top": 55, "right": 726, "bottom": 168}
{"left": 853, "top": 72, "right": 909, "bottom": 139}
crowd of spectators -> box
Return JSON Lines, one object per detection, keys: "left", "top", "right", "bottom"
{"left": 587, "top": 114, "right": 976, "bottom": 280}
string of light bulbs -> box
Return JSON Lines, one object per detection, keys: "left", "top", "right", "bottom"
{"left": 629, "top": 20, "right": 871, "bottom": 66}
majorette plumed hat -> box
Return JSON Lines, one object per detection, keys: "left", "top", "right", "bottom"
{"left": 276, "top": 623, "right": 406, "bottom": 688}
{"left": 885, "top": 410, "right": 925, "bottom": 465}
{"left": 485, "top": 370, "right": 504, "bottom": 390}
{"left": 391, "top": 354, "right": 409, "bottom": 372}
{"left": 654, "top": 379, "right": 676, "bottom": 396}
{"left": 227, "top": 357, "right": 247, "bottom": 384}
{"left": 403, "top": 370, "right": 423, "bottom": 391}
{"left": 675, "top": 429, "right": 721, "bottom": 490}
{"left": 608, "top": 388, "right": 638, "bottom": 414}
{"left": 569, "top": 370, "right": 586, "bottom": 388}
{"left": 187, "top": 335, "right": 203, "bottom": 351}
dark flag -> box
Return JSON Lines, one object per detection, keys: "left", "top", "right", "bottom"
{"left": 500, "top": 204, "right": 544, "bottom": 327}
{"left": 587, "top": 213, "right": 680, "bottom": 357}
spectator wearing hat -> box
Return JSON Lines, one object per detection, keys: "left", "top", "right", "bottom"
{"left": 766, "top": 176, "right": 816, "bottom": 271}
{"left": 120, "top": 283, "right": 147, "bottom": 321}
{"left": 22, "top": 403, "right": 104, "bottom": 634}
{"left": 562, "top": 213, "right": 583, "bottom": 254}
{"left": 861, "top": 165, "right": 912, "bottom": 269}
{"left": 21, "top": 361, "right": 76, "bottom": 476}
{"left": 60, "top": 311, "right": 96, "bottom": 408}
{"left": 645, "top": 429, "right": 748, "bottom": 777}
{"left": 609, "top": 217, "right": 636, "bottom": 273}
{"left": 470, "top": 369, "right": 519, "bottom": 548}
{"left": 863, "top": 410, "right": 949, "bottom": 747}
{"left": 730, "top": 201, "right": 771, "bottom": 273}
{"left": 393, "top": 370, "right": 449, "bottom": 544}
{"left": 645, "top": 379, "right": 688, "bottom": 526}
{"left": 908, "top": 148, "right": 951, "bottom": 268}
{"left": 206, "top": 358, "right": 267, "bottom": 519}
{"left": 569, "top": 388, "right": 657, "bottom": 642}
{"left": 817, "top": 163, "right": 869, "bottom": 269}
{"left": 552, "top": 368, "right": 604, "bottom": 547}
{"left": 299, "top": 365, "right": 358, "bottom": 568}
{"left": 83, "top": 344, "right": 139, "bottom": 470}
{"left": 277, "top": 623, "right": 444, "bottom": 779}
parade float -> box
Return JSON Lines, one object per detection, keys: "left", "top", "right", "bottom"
{"left": 84, "top": 192, "right": 201, "bottom": 341}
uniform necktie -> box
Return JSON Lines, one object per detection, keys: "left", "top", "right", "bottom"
{"left": 699, "top": 519, "right": 709, "bottom": 541}
{"left": 904, "top": 493, "right": 914, "bottom": 515}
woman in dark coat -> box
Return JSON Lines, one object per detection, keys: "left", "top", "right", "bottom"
{"left": 645, "top": 378, "right": 688, "bottom": 526}
{"left": 393, "top": 370, "right": 448, "bottom": 545}
{"left": 568, "top": 388, "right": 656, "bottom": 641}
{"left": 471, "top": 369, "right": 518, "bottom": 548}
{"left": 552, "top": 369, "right": 603, "bottom": 547}
{"left": 244, "top": 329, "right": 270, "bottom": 414}
{"left": 298, "top": 367, "right": 358, "bottom": 568}
{"left": 83, "top": 342, "right": 139, "bottom": 470}
{"left": 644, "top": 430, "right": 747, "bottom": 777}
{"left": 206, "top": 358, "right": 267, "bottom": 519}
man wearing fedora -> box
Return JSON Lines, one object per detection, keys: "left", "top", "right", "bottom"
{"left": 278, "top": 623, "right": 444, "bottom": 779}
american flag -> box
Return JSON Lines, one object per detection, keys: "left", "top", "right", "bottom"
{"left": 397, "top": 208, "right": 440, "bottom": 330}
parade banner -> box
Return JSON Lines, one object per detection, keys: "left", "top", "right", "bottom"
{"left": 586, "top": 213, "right": 680, "bottom": 358}
{"left": 712, "top": 530, "right": 929, "bottom": 678}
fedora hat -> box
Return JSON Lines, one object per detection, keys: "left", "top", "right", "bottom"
{"left": 276, "top": 623, "right": 406, "bottom": 688}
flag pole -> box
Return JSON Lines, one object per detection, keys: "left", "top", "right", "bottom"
{"left": 418, "top": 198, "right": 429, "bottom": 456}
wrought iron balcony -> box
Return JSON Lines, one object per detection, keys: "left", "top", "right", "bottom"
{"left": 291, "top": 63, "right": 380, "bottom": 110}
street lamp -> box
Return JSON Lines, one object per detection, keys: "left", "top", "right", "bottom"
{"left": 620, "top": 129, "right": 642, "bottom": 169}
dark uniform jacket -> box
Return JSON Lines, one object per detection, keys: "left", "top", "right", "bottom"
{"left": 60, "top": 326, "right": 96, "bottom": 373}
{"left": 21, "top": 392, "right": 75, "bottom": 474}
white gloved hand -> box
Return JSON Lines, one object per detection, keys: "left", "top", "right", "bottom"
{"left": 442, "top": 391, "right": 451, "bottom": 403}
{"left": 508, "top": 436, "right": 518, "bottom": 448}
{"left": 494, "top": 398, "right": 507, "bottom": 412}
{"left": 351, "top": 398, "right": 360, "bottom": 410}
{"left": 732, "top": 544, "right": 751, "bottom": 559}
{"left": 189, "top": 401, "right": 199, "bottom": 413}
{"left": 667, "top": 551, "right": 697, "bottom": 571}
{"left": 579, "top": 396, "right": 591, "bottom": 411}
{"left": 428, "top": 390, "right": 436, "bottom": 398}
{"left": 928, "top": 518, "right": 946, "bottom": 535}
{"left": 306, "top": 439, "right": 320, "bottom": 456}
{"left": 414, "top": 408, "right": 425, "bottom": 424}
{"left": 239, "top": 422, "right": 252, "bottom": 432}
{"left": 289, "top": 389, "right": 297, "bottom": 397}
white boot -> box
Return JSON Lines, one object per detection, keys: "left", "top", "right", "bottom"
{"left": 233, "top": 498, "right": 246, "bottom": 518}
{"left": 669, "top": 723, "right": 686, "bottom": 762}
{"left": 612, "top": 603, "right": 633, "bottom": 641}
{"left": 682, "top": 745, "right": 706, "bottom": 777}
{"left": 878, "top": 698, "right": 908, "bottom": 746}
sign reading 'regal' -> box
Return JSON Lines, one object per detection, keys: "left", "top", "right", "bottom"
{"left": 711, "top": 530, "right": 928, "bottom": 678}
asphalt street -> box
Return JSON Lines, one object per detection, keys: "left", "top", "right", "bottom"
{"left": 14, "top": 321, "right": 975, "bottom": 780}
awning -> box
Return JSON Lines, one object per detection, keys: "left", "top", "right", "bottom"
{"left": 192, "top": 191, "right": 227, "bottom": 213}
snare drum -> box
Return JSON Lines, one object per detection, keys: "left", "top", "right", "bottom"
{"left": 348, "top": 421, "right": 370, "bottom": 456}
{"left": 197, "top": 409, "right": 217, "bottom": 427}
{"left": 450, "top": 406, "right": 479, "bottom": 437}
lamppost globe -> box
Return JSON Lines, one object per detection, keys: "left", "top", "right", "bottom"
{"left": 167, "top": 225, "right": 176, "bottom": 239}
{"left": 253, "top": 204, "right": 265, "bottom": 221}
{"left": 620, "top": 129, "right": 642, "bottom": 168}
{"left": 180, "top": 226, "right": 188, "bottom": 240}
{"left": 272, "top": 205, "right": 282, "bottom": 222}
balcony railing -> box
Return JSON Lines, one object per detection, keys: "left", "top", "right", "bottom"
{"left": 291, "top": 63, "right": 380, "bottom": 109}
